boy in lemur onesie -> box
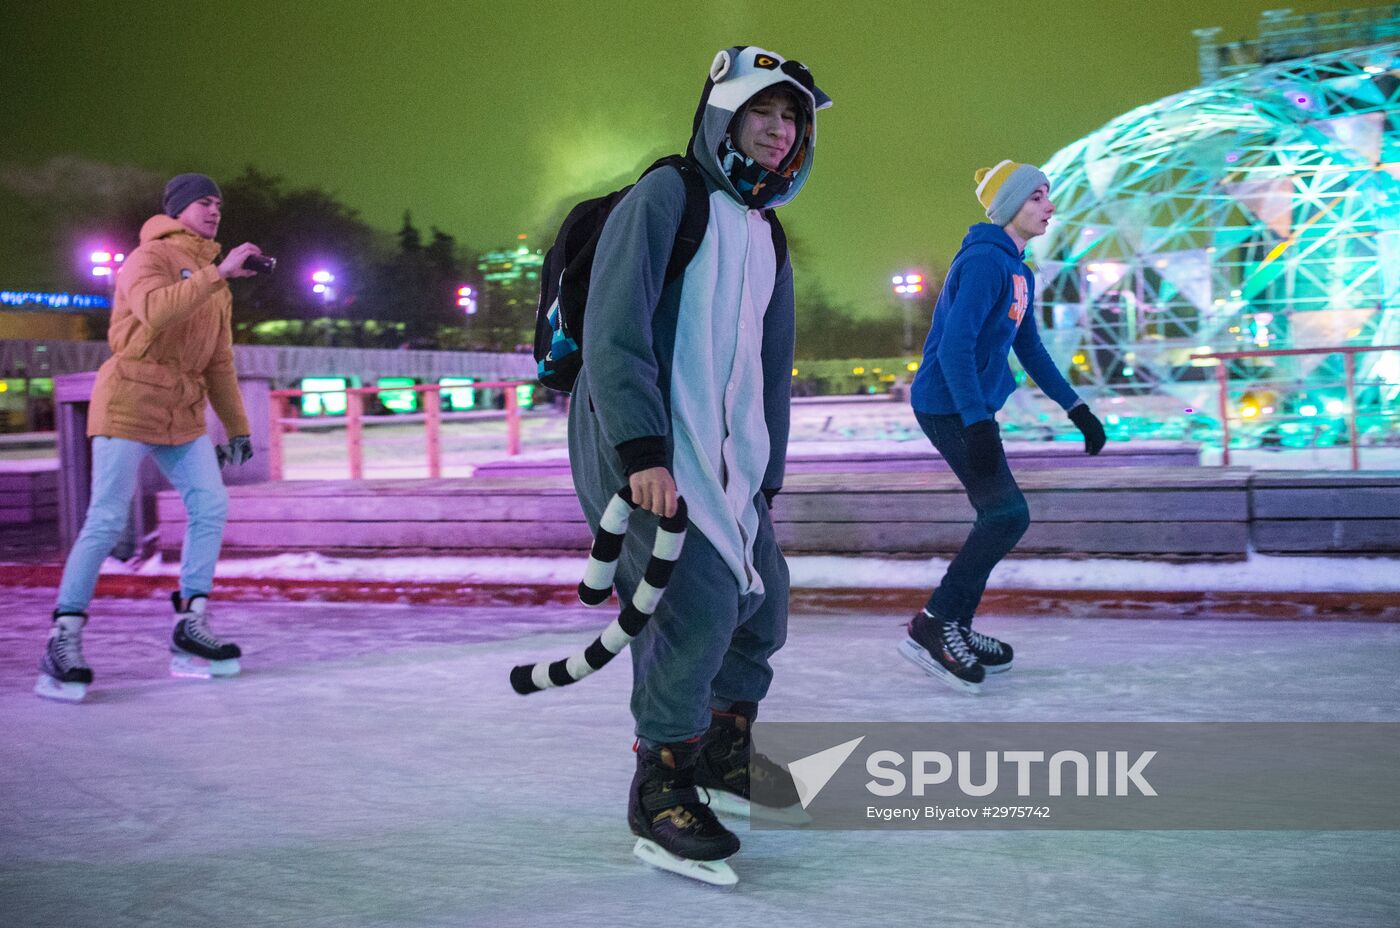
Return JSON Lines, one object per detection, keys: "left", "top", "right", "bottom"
{"left": 567, "top": 46, "right": 831, "bottom": 870}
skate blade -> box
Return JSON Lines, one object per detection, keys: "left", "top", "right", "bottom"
{"left": 983, "top": 661, "right": 1012, "bottom": 675}
{"left": 898, "top": 639, "right": 982, "bottom": 695}
{"left": 699, "top": 786, "right": 812, "bottom": 825}
{"left": 34, "top": 674, "right": 87, "bottom": 702}
{"left": 632, "top": 838, "right": 738, "bottom": 886}
{"left": 170, "top": 654, "right": 241, "bottom": 679}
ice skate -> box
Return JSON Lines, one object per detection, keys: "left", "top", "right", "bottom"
{"left": 962, "top": 624, "right": 1013, "bottom": 674}
{"left": 629, "top": 741, "right": 740, "bottom": 886}
{"left": 170, "top": 593, "right": 241, "bottom": 678}
{"left": 900, "top": 610, "right": 984, "bottom": 694}
{"left": 695, "top": 701, "right": 810, "bottom": 826}
{"left": 35, "top": 612, "right": 93, "bottom": 702}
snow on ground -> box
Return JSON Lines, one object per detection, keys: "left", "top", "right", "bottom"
{"left": 2, "top": 589, "right": 1397, "bottom": 928}
{"left": 98, "top": 550, "right": 1400, "bottom": 594}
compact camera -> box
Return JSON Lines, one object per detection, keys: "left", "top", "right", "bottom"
{"left": 242, "top": 254, "right": 277, "bottom": 274}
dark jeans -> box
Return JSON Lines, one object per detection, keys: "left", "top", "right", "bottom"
{"left": 915, "top": 412, "right": 1031, "bottom": 627}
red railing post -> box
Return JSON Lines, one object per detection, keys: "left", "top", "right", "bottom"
{"left": 505, "top": 383, "right": 521, "bottom": 456}
{"left": 269, "top": 394, "right": 287, "bottom": 481}
{"left": 346, "top": 390, "right": 364, "bottom": 479}
{"left": 1344, "top": 352, "right": 1360, "bottom": 471}
{"left": 424, "top": 386, "right": 442, "bottom": 479}
{"left": 1215, "top": 361, "right": 1231, "bottom": 467}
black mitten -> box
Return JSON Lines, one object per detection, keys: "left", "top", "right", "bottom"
{"left": 1068, "top": 405, "right": 1106, "bottom": 455}
{"left": 963, "top": 419, "right": 1003, "bottom": 479}
{"left": 217, "top": 435, "right": 254, "bottom": 468}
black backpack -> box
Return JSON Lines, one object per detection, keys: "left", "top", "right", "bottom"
{"left": 533, "top": 154, "right": 787, "bottom": 393}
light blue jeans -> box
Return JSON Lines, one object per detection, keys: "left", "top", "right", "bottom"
{"left": 56, "top": 435, "right": 228, "bottom": 614}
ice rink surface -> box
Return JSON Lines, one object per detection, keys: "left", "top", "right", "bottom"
{"left": 2, "top": 588, "right": 1398, "bottom": 927}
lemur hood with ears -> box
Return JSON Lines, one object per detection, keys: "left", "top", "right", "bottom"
{"left": 686, "top": 45, "right": 832, "bottom": 210}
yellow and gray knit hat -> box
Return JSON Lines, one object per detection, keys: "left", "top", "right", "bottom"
{"left": 975, "top": 160, "right": 1049, "bottom": 226}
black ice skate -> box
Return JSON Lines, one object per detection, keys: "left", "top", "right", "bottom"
{"left": 170, "top": 593, "right": 241, "bottom": 678}
{"left": 962, "top": 624, "right": 1013, "bottom": 674}
{"left": 695, "top": 702, "right": 810, "bottom": 825}
{"left": 629, "top": 741, "right": 740, "bottom": 886}
{"left": 35, "top": 611, "right": 93, "bottom": 702}
{"left": 899, "top": 610, "right": 985, "bottom": 694}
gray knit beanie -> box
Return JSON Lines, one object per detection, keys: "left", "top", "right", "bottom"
{"left": 163, "top": 173, "right": 222, "bottom": 218}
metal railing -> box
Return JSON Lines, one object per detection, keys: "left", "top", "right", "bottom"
{"left": 267, "top": 380, "right": 534, "bottom": 480}
{"left": 1194, "top": 344, "right": 1400, "bottom": 469}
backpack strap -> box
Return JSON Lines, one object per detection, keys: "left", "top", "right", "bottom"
{"left": 763, "top": 209, "right": 788, "bottom": 272}
{"left": 642, "top": 155, "right": 710, "bottom": 284}
{"left": 639, "top": 155, "right": 787, "bottom": 283}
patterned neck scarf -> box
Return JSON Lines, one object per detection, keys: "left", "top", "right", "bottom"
{"left": 718, "top": 134, "right": 795, "bottom": 210}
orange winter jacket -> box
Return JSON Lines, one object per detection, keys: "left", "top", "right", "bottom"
{"left": 87, "top": 215, "right": 249, "bottom": 445}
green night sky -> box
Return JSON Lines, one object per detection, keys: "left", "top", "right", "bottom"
{"left": 3, "top": 0, "right": 1356, "bottom": 311}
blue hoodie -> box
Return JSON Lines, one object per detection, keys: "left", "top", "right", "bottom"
{"left": 911, "top": 223, "right": 1080, "bottom": 425}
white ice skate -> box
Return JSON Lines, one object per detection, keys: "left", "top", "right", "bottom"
{"left": 35, "top": 612, "right": 92, "bottom": 703}
{"left": 698, "top": 786, "right": 812, "bottom": 826}
{"left": 33, "top": 674, "right": 88, "bottom": 702}
{"left": 169, "top": 652, "right": 241, "bottom": 678}
{"left": 632, "top": 837, "right": 738, "bottom": 886}
{"left": 170, "top": 594, "right": 242, "bottom": 679}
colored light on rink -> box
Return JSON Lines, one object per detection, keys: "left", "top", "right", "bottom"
{"left": 312, "top": 284, "right": 327, "bottom": 294}
{"left": 1240, "top": 405, "right": 1259, "bottom": 419}
{"left": 1300, "top": 405, "right": 1318, "bottom": 416}
{"left": 91, "top": 267, "right": 111, "bottom": 277}
{"left": 1325, "top": 400, "right": 1345, "bottom": 415}
{"left": 311, "top": 270, "right": 335, "bottom": 284}
{"left": 90, "top": 251, "right": 112, "bottom": 263}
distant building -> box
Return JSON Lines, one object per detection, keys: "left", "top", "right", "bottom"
{"left": 477, "top": 236, "right": 545, "bottom": 350}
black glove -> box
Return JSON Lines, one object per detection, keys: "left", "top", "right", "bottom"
{"left": 1069, "top": 404, "right": 1106, "bottom": 455}
{"left": 963, "top": 419, "right": 1004, "bottom": 480}
{"left": 216, "top": 435, "right": 254, "bottom": 468}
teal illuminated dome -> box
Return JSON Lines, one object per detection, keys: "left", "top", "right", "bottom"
{"left": 1026, "top": 37, "right": 1400, "bottom": 443}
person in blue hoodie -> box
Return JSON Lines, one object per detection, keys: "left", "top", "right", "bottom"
{"left": 902, "top": 160, "right": 1106, "bottom": 695}
{"left": 567, "top": 46, "right": 830, "bottom": 882}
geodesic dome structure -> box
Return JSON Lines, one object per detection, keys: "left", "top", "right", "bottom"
{"left": 1027, "top": 41, "right": 1400, "bottom": 444}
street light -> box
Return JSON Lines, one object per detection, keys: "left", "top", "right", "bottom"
{"left": 89, "top": 249, "right": 125, "bottom": 288}
{"left": 456, "top": 285, "right": 477, "bottom": 315}
{"left": 310, "top": 269, "right": 336, "bottom": 305}
{"left": 892, "top": 270, "right": 927, "bottom": 352}
{"left": 891, "top": 272, "right": 925, "bottom": 296}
